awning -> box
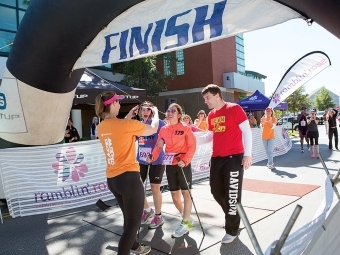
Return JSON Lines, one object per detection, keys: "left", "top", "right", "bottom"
{"left": 73, "top": 70, "right": 146, "bottom": 105}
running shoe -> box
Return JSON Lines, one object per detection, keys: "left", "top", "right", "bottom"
{"left": 307, "top": 144, "right": 310, "bottom": 151}
{"left": 186, "top": 217, "right": 195, "bottom": 229}
{"left": 268, "top": 164, "right": 275, "bottom": 170}
{"left": 130, "top": 244, "right": 151, "bottom": 255}
{"left": 221, "top": 233, "right": 237, "bottom": 244}
{"left": 301, "top": 148, "right": 304, "bottom": 153}
{"left": 171, "top": 221, "right": 190, "bottom": 238}
{"left": 149, "top": 214, "right": 164, "bottom": 229}
{"left": 141, "top": 208, "right": 155, "bottom": 224}
{"left": 311, "top": 153, "right": 315, "bottom": 158}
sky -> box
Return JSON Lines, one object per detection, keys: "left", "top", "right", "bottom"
{"left": 243, "top": 19, "right": 340, "bottom": 97}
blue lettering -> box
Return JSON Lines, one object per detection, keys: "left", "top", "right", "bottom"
{"left": 129, "top": 23, "right": 153, "bottom": 57}
{"left": 152, "top": 19, "right": 166, "bottom": 52}
{"left": 101, "top": 33, "right": 119, "bottom": 63}
{"left": 193, "top": 1, "right": 227, "bottom": 42}
{"left": 119, "top": 30, "right": 129, "bottom": 60}
{"left": 0, "top": 93, "right": 6, "bottom": 110}
{"left": 164, "top": 10, "right": 191, "bottom": 50}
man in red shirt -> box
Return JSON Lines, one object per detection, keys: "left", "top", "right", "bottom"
{"left": 201, "top": 84, "right": 252, "bottom": 244}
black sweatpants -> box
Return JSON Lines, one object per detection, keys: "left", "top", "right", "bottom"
{"left": 328, "top": 127, "right": 338, "bottom": 149}
{"left": 107, "top": 172, "right": 144, "bottom": 255}
{"left": 210, "top": 154, "right": 244, "bottom": 236}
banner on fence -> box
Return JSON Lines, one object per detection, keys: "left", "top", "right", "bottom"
{"left": 0, "top": 126, "right": 290, "bottom": 217}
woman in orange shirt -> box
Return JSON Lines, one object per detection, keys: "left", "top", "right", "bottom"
{"left": 147, "top": 103, "right": 197, "bottom": 238}
{"left": 194, "top": 110, "right": 208, "bottom": 131}
{"left": 260, "top": 107, "right": 277, "bottom": 170}
{"left": 95, "top": 91, "right": 159, "bottom": 255}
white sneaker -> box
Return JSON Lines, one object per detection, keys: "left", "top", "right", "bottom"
{"left": 221, "top": 233, "right": 237, "bottom": 244}
{"left": 171, "top": 221, "right": 190, "bottom": 238}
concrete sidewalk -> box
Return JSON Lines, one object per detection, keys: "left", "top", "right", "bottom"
{"left": 1, "top": 126, "right": 339, "bottom": 255}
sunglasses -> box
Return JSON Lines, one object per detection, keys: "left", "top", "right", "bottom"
{"left": 167, "top": 109, "right": 177, "bottom": 113}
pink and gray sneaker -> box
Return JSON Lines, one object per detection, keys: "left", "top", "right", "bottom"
{"left": 148, "top": 214, "right": 164, "bottom": 229}
{"left": 141, "top": 208, "right": 155, "bottom": 224}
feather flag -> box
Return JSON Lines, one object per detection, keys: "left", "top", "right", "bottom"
{"left": 268, "top": 51, "right": 331, "bottom": 109}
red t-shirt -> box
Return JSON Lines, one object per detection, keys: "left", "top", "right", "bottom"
{"left": 208, "top": 103, "right": 247, "bottom": 157}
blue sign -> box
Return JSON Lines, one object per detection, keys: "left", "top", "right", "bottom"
{"left": 0, "top": 93, "right": 6, "bottom": 110}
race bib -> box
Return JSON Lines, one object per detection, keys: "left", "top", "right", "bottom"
{"left": 139, "top": 147, "right": 151, "bottom": 162}
{"left": 162, "top": 153, "right": 176, "bottom": 165}
{"left": 300, "top": 120, "right": 306, "bottom": 126}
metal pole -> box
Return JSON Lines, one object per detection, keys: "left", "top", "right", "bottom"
{"left": 176, "top": 157, "right": 205, "bottom": 236}
{"left": 236, "top": 203, "right": 263, "bottom": 255}
{"left": 319, "top": 153, "right": 340, "bottom": 200}
{"left": 271, "top": 205, "right": 302, "bottom": 255}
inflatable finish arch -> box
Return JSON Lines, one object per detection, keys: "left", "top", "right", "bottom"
{"left": 0, "top": 0, "right": 339, "bottom": 149}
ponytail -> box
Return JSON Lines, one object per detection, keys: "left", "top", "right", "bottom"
{"left": 95, "top": 91, "right": 115, "bottom": 119}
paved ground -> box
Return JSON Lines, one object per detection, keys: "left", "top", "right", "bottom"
{"left": 1, "top": 125, "right": 339, "bottom": 255}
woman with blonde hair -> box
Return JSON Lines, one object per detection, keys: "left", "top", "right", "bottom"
{"left": 95, "top": 91, "right": 159, "bottom": 255}
{"left": 260, "top": 107, "right": 277, "bottom": 170}
{"left": 194, "top": 110, "right": 208, "bottom": 131}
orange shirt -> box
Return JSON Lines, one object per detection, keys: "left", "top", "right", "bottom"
{"left": 260, "top": 116, "right": 277, "bottom": 140}
{"left": 194, "top": 119, "right": 208, "bottom": 131}
{"left": 152, "top": 122, "right": 196, "bottom": 166}
{"left": 98, "top": 118, "right": 146, "bottom": 178}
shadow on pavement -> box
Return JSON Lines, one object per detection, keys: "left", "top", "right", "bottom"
{"left": 271, "top": 168, "right": 297, "bottom": 178}
{"left": 219, "top": 237, "right": 254, "bottom": 255}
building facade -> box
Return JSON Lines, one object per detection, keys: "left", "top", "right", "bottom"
{"left": 153, "top": 35, "right": 266, "bottom": 120}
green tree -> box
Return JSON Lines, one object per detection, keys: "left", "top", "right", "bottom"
{"left": 313, "top": 86, "right": 336, "bottom": 110}
{"left": 114, "top": 54, "right": 176, "bottom": 97}
{"left": 285, "top": 86, "right": 311, "bottom": 115}
{"left": 238, "top": 92, "right": 247, "bottom": 101}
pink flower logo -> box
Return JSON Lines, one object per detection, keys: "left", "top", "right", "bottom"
{"left": 52, "top": 147, "right": 88, "bottom": 182}
{"left": 272, "top": 93, "right": 281, "bottom": 104}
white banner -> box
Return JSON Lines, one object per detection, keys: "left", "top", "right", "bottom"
{"left": 0, "top": 127, "right": 290, "bottom": 217}
{"left": 264, "top": 178, "right": 334, "bottom": 255}
{"left": 268, "top": 51, "right": 331, "bottom": 109}
{"left": 72, "top": 0, "right": 301, "bottom": 70}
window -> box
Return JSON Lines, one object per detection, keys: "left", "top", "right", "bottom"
{"left": 176, "top": 49, "right": 184, "bottom": 75}
{"left": 0, "top": 0, "right": 15, "bottom": 7}
{"left": 164, "top": 54, "right": 171, "bottom": 76}
{"left": 0, "top": 30, "right": 15, "bottom": 53}
{"left": 0, "top": 6, "right": 17, "bottom": 31}
{"left": 0, "top": 2, "right": 27, "bottom": 56}
{"left": 235, "top": 34, "right": 245, "bottom": 73}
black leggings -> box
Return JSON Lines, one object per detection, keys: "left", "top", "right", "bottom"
{"left": 107, "top": 172, "right": 144, "bottom": 255}
{"left": 307, "top": 131, "right": 319, "bottom": 146}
